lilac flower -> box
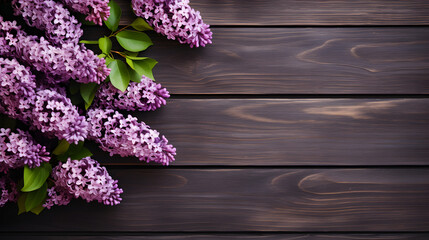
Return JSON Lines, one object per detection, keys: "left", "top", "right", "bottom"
{"left": 12, "top": 0, "right": 83, "bottom": 46}
{"left": 0, "top": 175, "right": 18, "bottom": 207}
{"left": 0, "top": 57, "right": 36, "bottom": 122}
{"left": 94, "top": 76, "right": 170, "bottom": 111}
{"left": 87, "top": 108, "right": 176, "bottom": 165}
{"left": 32, "top": 89, "right": 88, "bottom": 143}
{"left": 0, "top": 57, "right": 88, "bottom": 144}
{"left": 44, "top": 157, "right": 122, "bottom": 209}
{"left": 132, "top": 0, "right": 212, "bottom": 48}
{"left": 0, "top": 128, "right": 50, "bottom": 173}
{"left": 43, "top": 186, "right": 73, "bottom": 209}
{"left": 61, "top": 0, "right": 110, "bottom": 26}
{"left": 0, "top": 16, "right": 109, "bottom": 84}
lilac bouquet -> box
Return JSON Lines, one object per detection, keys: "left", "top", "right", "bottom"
{"left": 0, "top": 0, "right": 211, "bottom": 215}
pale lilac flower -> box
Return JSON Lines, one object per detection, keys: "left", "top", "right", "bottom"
{"left": 94, "top": 76, "right": 170, "bottom": 111}
{"left": 0, "top": 16, "right": 109, "bottom": 84}
{"left": 87, "top": 108, "right": 176, "bottom": 165}
{"left": 0, "top": 57, "right": 88, "bottom": 144}
{"left": 12, "top": 0, "right": 83, "bottom": 46}
{"left": 44, "top": 157, "right": 122, "bottom": 209}
{"left": 0, "top": 128, "right": 50, "bottom": 173}
{"left": 132, "top": 0, "right": 212, "bottom": 48}
{"left": 61, "top": 0, "right": 110, "bottom": 25}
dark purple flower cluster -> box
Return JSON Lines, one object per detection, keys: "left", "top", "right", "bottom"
{"left": 94, "top": 76, "right": 170, "bottom": 111}
{"left": 12, "top": 0, "right": 83, "bottom": 46}
{"left": 61, "top": 0, "right": 110, "bottom": 25}
{"left": 0, "top": 57, "right": 88, "bottom": 143}
{"left": 87, "top": 108, "right": 176, "bottom": 165}
{"left": 0, "top": 175, "right": 18, "bottom": 207}
{"left": 0, "top": 16, "right": 109, "bottom": 84}
{"left": 0, "top": 128, "right": 50, "bottom": 173}
{"left": 132, "top": 0, "right": 212, "bottom": 48}
{"left": 44, "top": 157, "right": 122, "bottom": 209}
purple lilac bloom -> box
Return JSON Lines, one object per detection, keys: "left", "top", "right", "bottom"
{"left": 32, "top": 89, "right": 88, "bottom": 143}
{"left": 61, "top": 0, "right": 110, "bottom": 26}
{"left": 43, "top": 186, "right": 73, "bottom": 209}
{"left": 132, "top": 0, "right": 212, "bottom": 48}
{"left": 94, "top": 76, "right": 170, "bottom": 111}
{"left": 44, "top": 157, "right": 122, "bottom": 209}
{"left": 0, "top": 128, "right": 50, "bottom": 173}
{"left": 0, "top": 57, "right": 88, "bottom": 143}
{"left": 87, "top": 108, "right": 176, "bottom": 165}
{"left": 0, "top": 57, "right": 36, "bottom": 123}
{"left": 0, "top": 16, "right": 109, "bottom": 84}
{"left": 0, "top": 175, "right": 18, "bottom": 207}
{"left": 12, "top": 0, "right": 83, "bottom": 46}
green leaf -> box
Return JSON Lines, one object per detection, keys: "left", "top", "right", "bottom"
{"left": 69, "top": 147, "right": 93, "bottom": 160}
{"left": 115, "top": 30, "right": 152, "bottom": 52}
{"left": 57, "top": 141, "right": 93, "bottom": 161}
{"left": 104, "top": 0, "right": 121, "bottom": 32}
{"left": 52, "top": 139, "right": 70, "bottom": 156}
{"left": 17, "top": 193, "right": 27, "bottom": 215}
{"left": 130, "top": 18, "right": 153, "bottom": 31}
{"left": 126, "top": 56, "right": 148, "bottom": 60}
{"left": 129, "top": 67, "right": 142, "bottom": 83}
{"left": 80, "top": 40, "right": 99, "bottom": 44}
{"left": 25, "top": 182, "right": 47, "bottom": 212}
{"left": 30, "top": 204, "right": 45, "bottom": 215}
{"left": 124, "top": 51, "right": 138, "bottom": 57}
{"left": 98, "top": 53, "right": 107, "bottom": 58}
{"left": 105, "top": 57, "right": 114, "bottom": 66}
{"left": 21, "top": 163, "right": 52, "bottom": 192}
{"left": 80, "top": 82, "right": 99, "bottom": 110}
{"left": 125, "top": 58, "right": 134, "bottom": 69}
{"left": 70, "top": 94, "right": 84, "bottom": 105}
{"left": 108, "top": 59, "right": 130, "bottom": 92}
{"left": 132, "top": 58, "right": 157, "bottom": 80}
{"left": 99, "top": 37, "right": 112, "bottom": 54}
{"left": 69, "top": 80, "right": 80, "bottom": 95}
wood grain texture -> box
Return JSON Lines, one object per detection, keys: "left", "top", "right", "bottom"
{"left": 127, "top": 28, "right": 429, "bottom": 94}
{"left": 117, "top": 0, "right": 429, "bottom": 26}
{"left": 1, "top": 169, "right": 429, "bottom": 231}
{"left": 4, "top": 235, "right": 429, "bottom": 240}
{"left": 90, "top": 98, "right": 429, "bottom": 166}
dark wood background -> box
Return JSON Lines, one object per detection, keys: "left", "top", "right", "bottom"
{"left": 1, "top": 0, "right": 429, "bottom": 239}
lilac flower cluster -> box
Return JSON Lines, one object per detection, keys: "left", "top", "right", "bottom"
{"left": 94, "top": 76, "right": 170, "bottom": 111}
{"left": 0, "top": 16, "right": 109, "bottom": 84}
{"left": 32, "top": 89, "right": 88, "bottom": 143}
{"left": 12, "top": 0, "right": 83, "bottom": 46}
{"left": 0, "top": 175, "right": 18, "bottom": 207}
{"left": 0, "top": 128, "right": 50, "bottom": 173}
{"left": 132, "top": 0, "right": 212, "bottom": 48}
{"left": 87, "top": 108, "right": 176, "bottom": 165}
{"left": 0, "top": 57, "right": 88, "bottom": 143}
{"left": 61, "top": 0, "right": 110, "bottom": 25}
{"left": 44, "top": 157, "right": 122, "bottom": 209}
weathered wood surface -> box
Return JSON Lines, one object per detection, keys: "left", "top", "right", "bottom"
{"left": 141, "top": 28, "right": 429, "bottom": 94}
{"left": 5, "top": 235, "right": 429, "bottom": 240}
{"left": 93, "top": 98, "right": 429, "bottom": 166}
{"left": 118, "top": 0, "right": 429, "bottom": 26}
{"left": 1, "top": 169, "right": 429, "bottom": 231}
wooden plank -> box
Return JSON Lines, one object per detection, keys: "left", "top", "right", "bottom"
{"left": 118, "top": 0, "right": 429, "bottom": 26}
{"left": 1, "top": 168, "right": 429, "bottom": 231}
{"left": 136, "top": 28, "right": 429, "bottom": 94}
{"left": 4, "top": 235, "right": 429, "bottom": 239}
{"left": 90, "top": 98, "right": 429, "bottom": 166}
